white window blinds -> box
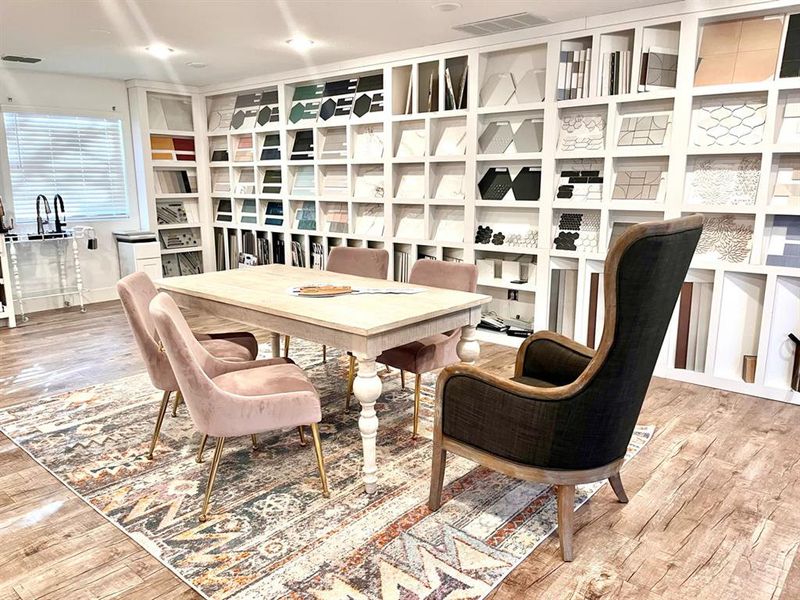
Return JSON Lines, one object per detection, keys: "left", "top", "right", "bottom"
{"left": 3, "top": 111, "right": 129, "bottom": 222}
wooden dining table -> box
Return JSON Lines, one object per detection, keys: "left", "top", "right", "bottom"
{"left": 158, "top": 264, "right": 491, "bottom": 493}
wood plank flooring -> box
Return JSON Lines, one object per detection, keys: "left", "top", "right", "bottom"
{"left": 1, "top": 301, "right": 799, "bottom": 599}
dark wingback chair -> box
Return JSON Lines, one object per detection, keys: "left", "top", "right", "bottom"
{"left": 428, "top": 215, "right": 703, "bottom": 561}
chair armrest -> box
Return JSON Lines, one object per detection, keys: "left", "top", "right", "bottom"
{"left": 435, "top": 364, "right": 576, "bottom": 467}
{"left": 514, "top": 330, "right": 594, "bottom": 383}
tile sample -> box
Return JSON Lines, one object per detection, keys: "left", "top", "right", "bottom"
{"left": 515, "top": 69, "right": 546, "bottom": 103}
{"left": 352, "top": 74, "right": 384, "bottom": 118}
{"left": 318, "top": 78, "right": 358, "bottom": 122}
{"left": 617, "top": 115, "right": 670, "bottom": 146}
{"left": 771, "top": 155, "right": 800, "bottom": 207}
{"left": 559, "top": 113, "right": 606, "bottom": 152}
{"left": 514, "top": 119, "right": 544, "bottom": 152}
{"left": 257, "top": 90, "right": 280, "bottom": 126}
{"left": 478, "top": 121, "right": 514, "bottom": 154}
{"left": 260, "top": 133, "right": 281, "bottom": 160}
{"left": 480, "top": 73, "right": 516, "bottom": 106}
{"left": 290, "top": 129, "right": 314, "bottom": 160}
{"left": 645, "top": 47, "right": 678, "bottom": 89}
{"left": 511, "top": 167, "right": 541, "bottom": 201}
{"left": 695, "top": 215, "right": 754, "bottom": 262}
{"left": 691, "top": 95, "right": 767, "bottom": 147}
{"left": 781, "top": 14, "right": 800, "bottom": 78}
{"left": 553, "top": 211, "right": 600, "bottom": 252}
{"left": 765, "top": 215, "right": 800, "bottom": 267}
{"left": 612, "top": 170, "right": 665, "bottom": 201}
{"left": 207, "top": 94, "right": 236, "bottom": 132}
{"left": 686, "top": 156, "right": 760, "bottom": 206}
{"left": 289, "top": 84, "right": 324, "bottom": 123}
{"left": 777, "top": 101, "right": 800, "bottom": 145}
{"left": 695, "top": 15, "right": 783, "bottom": 85}
{"left": 557, "top": 168, "right": 603, "bottom": 201}
{"left": 478, "top": 168, "right": 513, "bottom": 200}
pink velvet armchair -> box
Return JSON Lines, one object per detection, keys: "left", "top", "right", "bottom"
{"left": 117, "top": 272, "right": 262, "bottom": 459}
{"left": 150, "top": 292, "right": 330, "bottom": 522}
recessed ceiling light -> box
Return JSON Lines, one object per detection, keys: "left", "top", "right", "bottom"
{"left": 145, "top": 43, "right": 174, "bottom": 59}
{"left": 186, "top": 61, "right": 207, "bottom": 69}
{"left": 432, "top": 1, "right": 461, "bottom": 11}
{"left": 286, "top": 37, "right": 315, "bottom": 51}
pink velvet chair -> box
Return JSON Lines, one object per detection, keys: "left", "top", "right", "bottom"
{"left": 283, "top": 247, "right": 389, "bottom": 396}
{"left": 117, "top": 272, "right": 262, "bottom": 459}
{"left": 371, "top": 260, "right": 478, "bottom": 437}
{"left": 150, "top": 292, "right": 330, "bottom": 521}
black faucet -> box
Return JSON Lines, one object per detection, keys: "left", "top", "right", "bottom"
{"left": 53, "top": 194, "right": 66, "bottom": 233}
{"left": 35, "top": 194, "right": 51, "bottom": 236}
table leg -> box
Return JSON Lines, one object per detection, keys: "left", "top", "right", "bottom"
{"left": 270, "top": 332, "right": 281, "bottom": 358}
{"left": 354, "top": 356, "right": 382, "bottom": 494}
{"left": 456, "top": 325, "right": 480, "bottom": 364}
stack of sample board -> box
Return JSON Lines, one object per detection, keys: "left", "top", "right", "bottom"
{"left": 556, "top": 43, "right": 591, "bottom": 100}
{"left": 675, "top": 281, "right": 713, "bottom": 372}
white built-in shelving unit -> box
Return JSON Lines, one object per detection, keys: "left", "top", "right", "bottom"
{"left": 127, "top": 0, "right": 800, "bottom": 405}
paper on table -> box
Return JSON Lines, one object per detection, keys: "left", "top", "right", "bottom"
{"left": 288, "top": 285, "right": 425, "bottom": 296}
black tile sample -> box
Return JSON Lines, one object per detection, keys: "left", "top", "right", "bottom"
{"left": 478, "top": 168, "right": 513, "bottom": 200}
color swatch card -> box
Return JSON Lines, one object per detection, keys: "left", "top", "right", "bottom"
{"left": 291, "top": 166, "right": 315, "bottom": 195}
{"left": 289, "top": 84, "right": 324, "bottom": 123}
{"left": 290, "top": 130, "right": 314, "bottom": 160}
{"left": 694, "top": 15, "right": 783, "bottom": 86}
{"left": 260, "top": 134, "right": 281, "bottom": 160}
{"left": 211, "top": 168, "right": 230, "bottom": 193}
{"left": 351, "top": 74, "right": 384, "bottom": 119}
{"left": 233, "top": 136, "right": 254, "bottom": 162}
{"left": 261, "top": 168, "right": 282, "bottom": 195}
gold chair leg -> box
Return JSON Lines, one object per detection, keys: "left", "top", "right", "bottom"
{"left": 199, "top": 437, "right": 226, "bottom": 522}
{"left": 147, "top": 390, "right": 171, "bottom": 460}
{"left": 297, "top": 425, "right": 307, "bottom": 446}
{"left": 428, "top": 443, "right": 446, "bottom": 510}
{"left": 345, "top": 354, "right": 356, "bottom": 411}
{"left": 251, "top": 434, "right": 259, "bottom": 450}
{"left": 171, "top": 390, "right": 182, "bottom": 417}
{"left": 196, "top": 433, "right": 208, "bottom": 463}
{"left": 412, "top": 374, "right": 421, "bottom": 438}
{"left": 322, "top": 345, "right": 327, "bottom": 363}
{"left": 284, "top": 335, "right": 290, "bottom": 358}
{"left": 400, "top": 370, "right": 406, "bottom": 389}
{"left": 310, "top": 423, "right": 330, "bottom": 498}
{"left": 557, "top": 484, "right": 575, "bottom": 561}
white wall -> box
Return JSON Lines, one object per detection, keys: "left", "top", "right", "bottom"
{"left": 0, "top": 70, "right": 142, "bottom": 311}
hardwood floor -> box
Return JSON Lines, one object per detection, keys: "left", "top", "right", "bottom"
{"left": 1, "top": 301, "right": 799, "bottom": 599}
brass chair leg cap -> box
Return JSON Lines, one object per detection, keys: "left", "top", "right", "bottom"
{"left": 198, "top": 514, "right": 207, "bottom": 523}
{"left": 146, "top": 454, "right": 154, "bottom": 461}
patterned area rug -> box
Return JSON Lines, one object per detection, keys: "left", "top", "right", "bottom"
{"left": 1, "top": 340, "right": 653, "bottom": 599}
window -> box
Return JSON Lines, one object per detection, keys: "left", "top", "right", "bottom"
{"left": 3, "top": 111, "right": 129, "bottom": 222}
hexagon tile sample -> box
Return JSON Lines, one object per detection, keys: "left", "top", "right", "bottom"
{"left": 352, "top": 94, "right": 373, "bottom": 118}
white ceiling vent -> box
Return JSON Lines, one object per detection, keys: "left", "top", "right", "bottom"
{"left": 452, "top": 13, "right": 549, "bottom": 37}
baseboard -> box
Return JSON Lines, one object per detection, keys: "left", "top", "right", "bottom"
{"left": 16, "top": 286, "right": 119, "bottom": 314}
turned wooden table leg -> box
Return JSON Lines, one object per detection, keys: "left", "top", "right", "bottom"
{"left": 353, "top": 355, "right": 382, "bottom": 494}
{"left": 456, "top": 325, "right": 480, "bottom": 364}
{"left": 270, "top": 332, "right": 281, "bottom": 358}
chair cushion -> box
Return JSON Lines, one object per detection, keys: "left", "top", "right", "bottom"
{"left": 196, "top": 331, "right": 258, "bottom": 360}
{"left": 210, "top": 363, "right": 321, "bottom": 434}
{"left": 199, "top": 338, "right": 254, "bottom": 362}
{"left": 377, "top": 333, "right": 457, "bottom": 374}
{"left": 510, "top": 375, "right": 558, "bottom": 388}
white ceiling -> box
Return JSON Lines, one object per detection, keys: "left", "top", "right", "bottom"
{"left": 0, "top": 0, "right": 674, "bottom": 88}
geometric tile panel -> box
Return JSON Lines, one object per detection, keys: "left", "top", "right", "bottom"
{"left": 765, "top": 215, "right": 800, "bottom": 268}
{"left": 686, "top": 156, "right": 761, "bottom": 206}
{"left": 559, "top": 113, "right": 606, "bottom": 152}
{"left": 692, "top": 95, "right": 768, "bottom": 147}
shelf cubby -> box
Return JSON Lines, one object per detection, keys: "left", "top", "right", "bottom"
{"left": 672, "top": 268, "right": 714, "bottom": 373}
{"left": 763, "top": 276, "right": 800, "bottom": 393}
{"left": 639, "top": 22, "right": 680, "bottom": 93}
{"left": 477, "top": 109, "right": 544, "bottom": 157}
{"left": 713, "top": 271, "right": 766, "bottom": 382}
{"left": 353, "top": 203, "right": 384, "bottom": 237}
{"left": 597, "top": 29, "right": 635, "bottom": 96}
{"left": 429, "top": 205, "right": 465, "bottom": 243}
{"left": 548, "top": 257, "right": 579, "bottom": 337}
{"left": 611, "top": 156, "right": 668, "bottom": 205}
{"left": 479, "top": 43, "right": 547, "bottom": 107}
{"left": 430, "top": 116, "right": 467, "bottom": 157}
{"left": 393, "top": 204, "right": 425, "bottom": 239}
{"left": 768, "top": 154, "right": 800, "bottom": 209}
